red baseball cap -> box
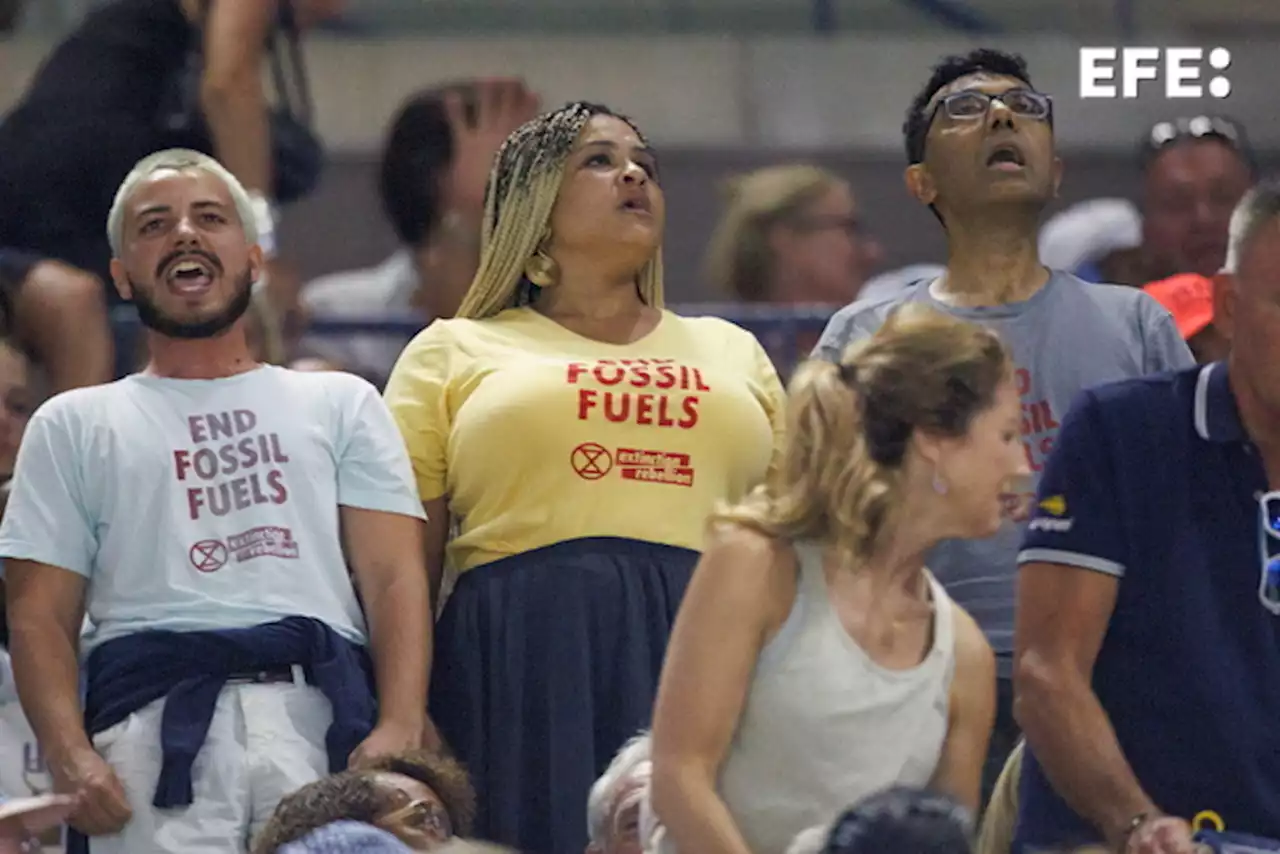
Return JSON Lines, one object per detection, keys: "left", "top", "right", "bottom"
{"left": 1143, "top": 273, "right": 1215, "bottom": 340}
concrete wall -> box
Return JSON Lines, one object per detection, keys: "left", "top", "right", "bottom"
{"left": 3, "top": 32, "right": 1275, "bottom": 296}
{"left": 2, "top": 34, "right": 1275, "bottom": 152}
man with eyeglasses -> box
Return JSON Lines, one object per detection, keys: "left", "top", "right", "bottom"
{"left": 1138, "top": 115, "right": 1255, "bottom": 282}
{"left": 1014, "top": 180, "right": 1280, "bottom": 853}
{"left": 812, "top": 48, "right": 1194, "bottom": 805}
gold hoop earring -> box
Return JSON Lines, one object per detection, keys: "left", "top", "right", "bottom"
{"left": 524, "top": 243, "right": 559, "bottom": 288}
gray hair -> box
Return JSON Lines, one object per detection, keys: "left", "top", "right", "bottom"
{"left": 106, "top": 148, "right": 258, "bottom": 257}
{"left": 785, "top": 825, "right": 830, "bottom": 854}
{"left": 587, "top": 731, "right": 652, "bottom": 845}
{"left": 1223, "top": 178, "right": 1280, "bottom": 275}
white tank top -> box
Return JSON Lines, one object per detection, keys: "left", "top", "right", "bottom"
{"left": 657, "top": 541, "right": 956, "bottom": 854}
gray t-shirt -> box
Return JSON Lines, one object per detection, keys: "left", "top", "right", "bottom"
{"left": 811, "top": 271, "right": 1195, "bottom": 672}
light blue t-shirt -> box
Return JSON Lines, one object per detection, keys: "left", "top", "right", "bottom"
{"left": 812, "top": 271, "right": 1195, "bottom": 671}
{"left": 0, "top": 365, "right": 425, "bottom": 651}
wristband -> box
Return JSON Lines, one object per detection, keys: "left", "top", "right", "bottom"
{"left": 247, "top": 193, "right": 279, "bottom": 259}
{"left": 1119, "top": 812, "right": 1152, "bottom": 851}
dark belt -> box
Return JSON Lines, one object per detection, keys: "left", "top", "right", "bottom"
{"left": 224, "top": 666, "right": 307, "bottom": 686}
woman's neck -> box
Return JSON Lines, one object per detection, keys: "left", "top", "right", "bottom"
{"left": 535, "top": 274, "right": 645, "bottom": 322}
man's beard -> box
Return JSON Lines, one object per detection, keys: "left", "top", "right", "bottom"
{"left": 131, "top": 267, "right": 254, "bottom": 340}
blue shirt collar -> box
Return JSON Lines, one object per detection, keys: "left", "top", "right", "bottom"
{"left": 1194, "top": 361, "right": 1248, "bottom": 443}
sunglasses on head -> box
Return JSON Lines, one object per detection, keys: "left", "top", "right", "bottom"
{"left": 1256, "top": 491, "right": 1280, "bottom": 614}
{"left": 1140, "top": 115, "right": 1254, "bottom": 169}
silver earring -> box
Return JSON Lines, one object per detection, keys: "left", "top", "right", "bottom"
{"left": 932, "top": 470, "right": 948, "bottom": 495}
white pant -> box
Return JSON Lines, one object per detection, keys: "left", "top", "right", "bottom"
{"left": 87, "top": 680, "right": 333, "bottom": 854}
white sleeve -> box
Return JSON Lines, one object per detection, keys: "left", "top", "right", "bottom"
{"left": 335, "top": 378, "right": 427, "bottom": 519}
{"left": 0, "top": 405, "right": 96, "bottom": 577}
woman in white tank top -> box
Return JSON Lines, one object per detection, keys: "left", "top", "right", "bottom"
{"left": 648, "top": 304, "right": 1029, "bottom": 854}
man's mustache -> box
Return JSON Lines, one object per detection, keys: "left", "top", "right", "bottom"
{"left": 156, "top": 249, "right": 223, "bottom": 279}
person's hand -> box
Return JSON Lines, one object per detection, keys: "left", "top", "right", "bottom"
{"left": 50, "top": 747, "right": 131, "bottom": 836}
{"left": 1124, "top": 815, "right": 1199, "bottom": 854}
{"left": 0, "top": 793, "right": 79, "bottom": 853}
{"left": 420, "top": 716, "right": 444, "bottom": 753}
{"left": 349, "top": 718, "right": 432, "bottom": 769}
{"left": 443, "top": 78, "right": 541, "bottom": 215}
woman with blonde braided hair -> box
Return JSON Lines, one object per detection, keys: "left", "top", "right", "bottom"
{"left": 384, "top": 102, "right": 786, "bottom": 853}
{"left": 649, "top": 304, "right": 1028, "bottom": 854}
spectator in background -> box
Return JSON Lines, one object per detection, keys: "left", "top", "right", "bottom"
{"left": 255, "top": 749, "right": 475, "bottom": 852}
{"left": 1142, "top": 273, "right": 1230, "bottom": 363}
{"left": 1013, "top": 181, "right": 1280, "bottom": 852}
{"left": 652, "top": 307, "right": 1011, "bottom": 854}
{"left": 359, "top": 750, "right": 476, "bottom": 844}
{"left": 0, "top": 340, "right": 31, "bottom": 484}
{"left": 1137, "top": 115, "right": 1254, "bottom": 281}
{"left": 0, "top": 251, "right": 113, "bottom": 393}
{"left": 701, "top": 164, "right": 882, "bottom": 376}
{"left": 812, "top": 48, "right": 1194, "bottom": 806}
{"left": 821, "top": 788, "right": 974, "bottom": 854}
{"left": 587, "top": 733, "right": 651, "bottom": 854}
{"left": 703, "top": 165, "right": 881, "bottom": 307}
{"left": 384, "top": 101, "right": 785, "bottom": 854}
{"left": 1037, "top": 199, "right": 1145, "bottom": 286}
{"left": 302, "top": 79, "right": 539, "bottom": 383}
{"left": 0, "top": 339, "right": 40, "bottom": 808}
{"left": 0, "top": 0, "right": 345, "bottom": 306}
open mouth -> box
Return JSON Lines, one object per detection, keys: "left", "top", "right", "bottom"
{"left": 620, "top": 197, "right": 652, "bottom": 214}
{"left": 165, "top": 258, "right": 215, "bottom": 293}
{"left": 986, "top": 145, "right": 1026, "bottom": 171}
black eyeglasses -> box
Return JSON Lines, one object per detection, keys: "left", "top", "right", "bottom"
{"left": 929, "top": 88, "right": 1053, "bottom": 125}
{"left": 910, "top": 88, "right": 1054, "bottom": 164}
{"left": 1256, "top": 491, "right": 1280, "bottom": 614}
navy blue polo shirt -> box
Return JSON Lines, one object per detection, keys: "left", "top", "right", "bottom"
{"left": 1013, "top": 362, "right": 1280, "bottom": 849}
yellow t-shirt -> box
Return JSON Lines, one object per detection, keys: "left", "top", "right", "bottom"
{"left": 384, "top": 307, "right": 786, "bottom": 571}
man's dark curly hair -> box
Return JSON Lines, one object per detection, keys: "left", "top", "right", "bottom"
{"left": 252, "top": 770, "right": 393, "bottom": 853}
{"left": 251, "top": 750, "right": 477, "bottom": 853}
{"left": 364, "top": 748, "right": 477, "bottom": 837}
{"left": 903, "top": 48, "right": 1036, "bottom": 165}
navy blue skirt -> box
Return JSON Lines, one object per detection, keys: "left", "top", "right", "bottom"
{"left": 430, "top": 536, "right": 697, "bottom": 854}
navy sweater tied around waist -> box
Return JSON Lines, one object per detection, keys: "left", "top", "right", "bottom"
{"left": 82, "top": 616, "right": 375, "bottom": 809}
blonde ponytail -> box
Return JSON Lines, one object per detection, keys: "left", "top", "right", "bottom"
{"left": 713, "top": 303, "right": 1011, "bottom": 562}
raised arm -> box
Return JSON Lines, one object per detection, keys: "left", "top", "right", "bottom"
{"left": 198, "top": 0, "right": 276, "bottom": 196}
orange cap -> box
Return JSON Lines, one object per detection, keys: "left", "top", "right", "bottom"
{"left": 1143, "top": 273, "right": 1214, "bottom": 339}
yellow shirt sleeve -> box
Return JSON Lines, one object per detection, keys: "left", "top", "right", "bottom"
{"left": 749, "top": 333, "right": 788, "bottom": 482}
{"left": 383, "top": 321, "right": 457, "bottom": 503}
